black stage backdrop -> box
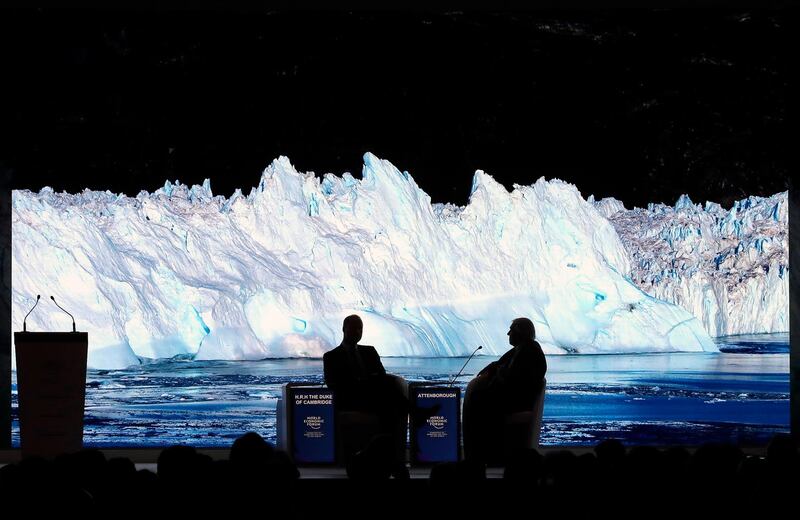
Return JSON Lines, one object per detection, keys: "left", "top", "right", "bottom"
{"left": 0, "top": 8, "right": 790, "bottom": 207}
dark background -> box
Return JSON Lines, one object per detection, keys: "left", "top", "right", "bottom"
{"left": 0, "top": 8, "right": 790, "bottom": 208}
{"left": 0, "top": 5, "right": 796, "bottom": 449}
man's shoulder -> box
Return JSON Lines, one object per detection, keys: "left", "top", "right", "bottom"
{"left": 511, "top": 342, "right": 545, "bottom": 366}
{"left": 521, "top": 340, "right": 545, "bottom": 354}
{"left": 357, "top": 345, "right": 382, "bottom": 361}
{"left": 323, "top": 344, "right": 345, "bottom": 359}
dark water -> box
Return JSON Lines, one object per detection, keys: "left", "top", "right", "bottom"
{"left": 10, "top": 333, "right": 790, "bottom": 448}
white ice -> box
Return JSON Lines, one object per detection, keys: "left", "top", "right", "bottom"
{"left": 13, "top": 153, "right": 723, "bottom": 369}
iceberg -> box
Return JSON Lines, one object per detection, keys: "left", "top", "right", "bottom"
{"left": 595, "top": 192, "right": 788, "bottom": 337}
{"left": 12, "top": 153, "right": 718, "bottom": 369}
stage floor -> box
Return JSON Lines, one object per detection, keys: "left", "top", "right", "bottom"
{"left": 128, "top": 463, "right": 506, "bottom": 478}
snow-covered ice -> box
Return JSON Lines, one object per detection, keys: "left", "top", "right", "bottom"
{"left": 12, "top": 153, "right": 757, "bottom": 369}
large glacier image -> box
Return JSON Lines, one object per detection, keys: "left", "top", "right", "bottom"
{"left": 10, "top": 153, "right": 789, "bottom": 447}
{"left": 10, "top": 153, "right": 747, "bottom": 369}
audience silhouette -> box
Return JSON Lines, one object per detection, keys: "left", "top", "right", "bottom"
{"left": 463, "top": 317, "right": 547, "bottom": 464}
{"left": 0, "top": 432, "right": 797, "bottom": 516}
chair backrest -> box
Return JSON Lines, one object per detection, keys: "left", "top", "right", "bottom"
{"left": 529, "top": 377, "right": 546, "bottom": 447}
{"left": 505, "top": 377, "right": 547, "bottom": 449}
{"left": 276, "top": 387, "right": 288, "bottom": 452}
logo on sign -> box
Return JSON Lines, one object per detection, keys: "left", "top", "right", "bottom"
{"left": 427, "top": 415, "right": 447, "bottom": 430}
{"left": 304, "top": 416, "right": 324, "bottom": 430}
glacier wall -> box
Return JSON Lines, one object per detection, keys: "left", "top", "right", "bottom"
{"left": 12, "top": 153, "right": 717, "bottom": 369}
{"left": 594, "top": 192, "right": 789, "bottom": 337}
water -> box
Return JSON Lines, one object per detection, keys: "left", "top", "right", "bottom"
{"left": 10, "top": 333, "right": 790, "bottom": 447}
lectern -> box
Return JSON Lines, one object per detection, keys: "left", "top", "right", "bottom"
{"left": 409, "top": 383, "right": 461, "bottom": 465}
{"left": 277, "top": 383, "right": 336, "bottom": 464}
{"left": 14, "top": 331, "right": 88, "bottom": 458}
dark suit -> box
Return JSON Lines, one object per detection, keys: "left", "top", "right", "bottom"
{"left": 323, "top": 343, "right": 387, "bottom": 410}
{"left": 477, "top": 339, "right": 547, "bottom": 413}
{"left": 464, "top": 339, "right": 547, "bottom": 462}
{"left": 323, "top": 343, "right": 410, "bottom": 460}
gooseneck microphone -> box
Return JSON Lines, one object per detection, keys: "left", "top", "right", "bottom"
{"left": 23, "top": 295, "right": 41, "bottom": 332}
{"left": 50, "top": 296, "right": 76, "bottom": 332}
{"left": 449, "top": 345, "right": 482, "bottom": 387}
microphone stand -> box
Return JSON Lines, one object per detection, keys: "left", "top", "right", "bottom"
{"left": 50, "top": 296, "right": 77, "bottom": 332}
{"left": 23, "top": 295, "right": 41, "bottom": 332}
{"left": 448, "top": 346, "right": 482, "bottom": 387}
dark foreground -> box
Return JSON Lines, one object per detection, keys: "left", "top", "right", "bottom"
{"left": 1, "top": 433, "right": 798, "bottom": 518}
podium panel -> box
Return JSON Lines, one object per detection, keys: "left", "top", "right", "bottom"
{"left": 410, "top": 383, "right": 461, "bottom": 464}
{"left": 14, "top": 332, "right": 88, "bottom": 458}
{"left": 284, "top": 384, "right": 336, "bottom": 464}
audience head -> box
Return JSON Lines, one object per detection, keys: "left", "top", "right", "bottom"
{"left": 68, "top": 449, "right": 107, "bottom": 494}
{"left": 626, "top": 446, "right": 663, "bottom": 483}
{"left": 595, "top": 439, "right": 626, "bottom": 466}
{"left": 508, "top": 317, "right": 535, "bottom": 346}
{"left": 342, "top": 314, "right": 364, "bottom": 345}
{"left": 543, "top": 450, "right": 578, "bottom": 485}
{"left": 227, "top": 433, "right": 302, "bottom": 483}
{"left": 157, "top": 445, "right": 201, "bottom": 485}
{"left": 691, "top": 443, "right": 744, "bottom": 485}
{"left": 503, "top": 449, "right": 544, "bottom": 481}
{"left": 230, "top": 431, "right": 275, "bottom": 470}
{"left": 107, "top": 457, "right": 137, "bottom": 479}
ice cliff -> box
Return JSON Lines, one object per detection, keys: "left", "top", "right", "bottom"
{"left": 13, "top": 153, "right": 721, "bottom": 368}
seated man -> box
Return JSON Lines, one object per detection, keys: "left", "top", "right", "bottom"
{"left": 323, "top": 315, "right": 436, "bottom": 458}
{"left": 463, "top": 317, "right": 547, "bottom": 464}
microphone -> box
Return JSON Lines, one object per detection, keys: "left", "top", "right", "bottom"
{"left": 23, "top": 295, "right": 40, "bottom": 332}
{"left": 449, "top": 346, "right": 482, "bottom": 387}
{"left": 50, "top": 296, "right": 76, "bottom": 332}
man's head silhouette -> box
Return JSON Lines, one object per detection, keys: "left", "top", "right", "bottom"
{"left": 342, "top": 314, "right": 363, "bottom": 345}
{"left": 507, "top": 317, "right": 535, "bottom": 347}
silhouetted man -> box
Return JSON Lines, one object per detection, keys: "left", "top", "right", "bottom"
{"left": 324, "top": 315, "right": 435, "bottom": 460}
{"left": 463, "top": 317, "right": 547, "bottom": 464}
